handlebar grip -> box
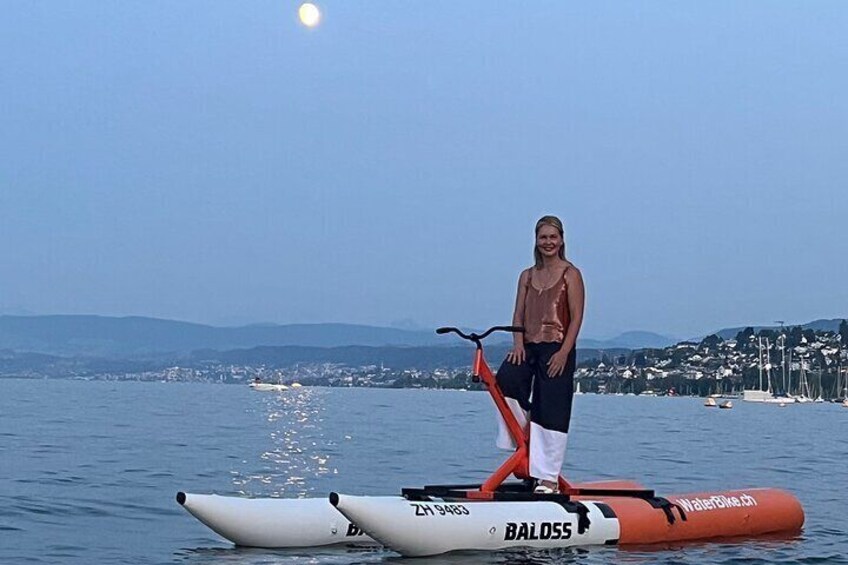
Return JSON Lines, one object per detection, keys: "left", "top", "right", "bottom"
{"left": 436, "top": 327, "right": 455, "bottom": 334}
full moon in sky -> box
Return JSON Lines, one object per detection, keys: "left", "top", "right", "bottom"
{"left": 298, "top": 3, "right": 321, "bottom": 27}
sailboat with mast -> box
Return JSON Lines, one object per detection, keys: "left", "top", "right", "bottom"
{"left": 830, "top": 358, "right": 846, "bottom": 403}
{"left": 744, "top": 336, "right": 794, "bottom": 404}
{"left": 763, "top": 337, "right": 795, "bottom": 404}
{"left": 790, "top": 340, "right": 814, "bottom": 403}
{"left": 743, "top": 336, "right": 770, "bottom": 402}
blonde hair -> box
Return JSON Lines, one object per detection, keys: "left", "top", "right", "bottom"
{"left": 534, "top": 215, "right": 566, "bottom": 268}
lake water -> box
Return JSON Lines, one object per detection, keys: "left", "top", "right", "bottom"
{"left": 2, "top": 379, "right": 847, "bottom": 564}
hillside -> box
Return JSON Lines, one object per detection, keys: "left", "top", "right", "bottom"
{"left": 0, "top": 315, "right": 442, "bottom": 357}
{"left": 713, "top": 319, "right": 846, "bottom": 340}
{"left": 0, "top": 315, "right": 665, "bottom": 357}
{"left": 1, "top": 314, "right": 843, "bottom": 361}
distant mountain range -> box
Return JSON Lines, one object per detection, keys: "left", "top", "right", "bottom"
{"left": 0, "top": 315, "right": 441, "bottom": 357}
{"left": 0, "top": 314, "right": 842, "bottom": 359}
{"left": 579, "top": 331, "right": 677, "bottom": 350}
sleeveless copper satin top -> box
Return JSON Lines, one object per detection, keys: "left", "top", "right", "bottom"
{"left": 523, "top": 267, "right": 571, "bottom": 344}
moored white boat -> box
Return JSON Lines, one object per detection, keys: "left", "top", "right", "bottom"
{"left": 742, "top": 389, "right": 772, "bottom": 403}
{"left": 764, "top": 396, "right": 796, "bottom": 405}
{"left": 743, "top": 390, "right": 795, "bottom": 405}
{"left": 249, "top": 382, "right": 289, "bottom": 392}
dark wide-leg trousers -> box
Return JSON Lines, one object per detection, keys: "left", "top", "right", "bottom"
{"left": 495, "top": 342, "right": 576, "bottom": 481}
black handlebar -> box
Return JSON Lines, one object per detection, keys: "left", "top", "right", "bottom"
{"left": 436, "top": 325, "right": 524, "bottom": 343}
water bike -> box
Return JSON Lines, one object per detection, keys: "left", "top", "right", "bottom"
{"left": 177, "top": 325, "right": 804, "bottom": 556}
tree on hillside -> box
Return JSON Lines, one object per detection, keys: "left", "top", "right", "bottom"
{"left": 758, "top": 328, "right": 778, "bottom": 340}
{"left": 788, "top": 326, "right": 804, "bottom": 348}
{"left": 735, "top": 327, "right": 755, "bottom": 350}
{"left": 802, "top": 328, "right": 817, "bottom": 344}
{"left": 839, "top": 319, "right": 848, "bottom": 344}
{"left": 700, "top": 334, "right": 723, "bottom": 351}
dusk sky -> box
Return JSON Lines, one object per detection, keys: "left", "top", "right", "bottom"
{"left": 2, "top": 1, "right": 846, "bottom": 339}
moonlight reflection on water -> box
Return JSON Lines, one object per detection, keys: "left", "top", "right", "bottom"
{"left": 232, "top": 387, "right": 338, "bottom": 496}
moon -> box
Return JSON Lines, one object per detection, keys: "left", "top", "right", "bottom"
{"left": 298, "top": 3, "right": 321, "bottom": 28}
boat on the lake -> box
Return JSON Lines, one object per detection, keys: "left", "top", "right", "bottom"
{"left": 249, "top": 377, "right": 289, "bottom": 392}
{"left": 178, "top": 481, "right": 803, "bottom": 555}
{"left": 179, "top": 325, "right": 805, "bottom": 557}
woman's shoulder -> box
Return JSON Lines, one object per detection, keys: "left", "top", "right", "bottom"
{"left": 562, "top": 261, "right": 583, "bottom": 284}
{"left": 562, "top": 262, "right": 583, "bottom": 283}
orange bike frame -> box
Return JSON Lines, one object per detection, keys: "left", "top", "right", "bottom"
{"left": 468, "top": 346, "right": 575, "bottom": 498}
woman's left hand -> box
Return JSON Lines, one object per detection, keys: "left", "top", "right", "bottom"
{"left": 547, "top": 349, "right": 570, "bottom": 377}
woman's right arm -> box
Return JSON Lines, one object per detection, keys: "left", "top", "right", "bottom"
{"left": 506, "top": 270, "right": 529, "bottom": 365}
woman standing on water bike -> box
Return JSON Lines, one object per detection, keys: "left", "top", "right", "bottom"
{"left": 496, "top": 215, "right": 585, "bottom": 494}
